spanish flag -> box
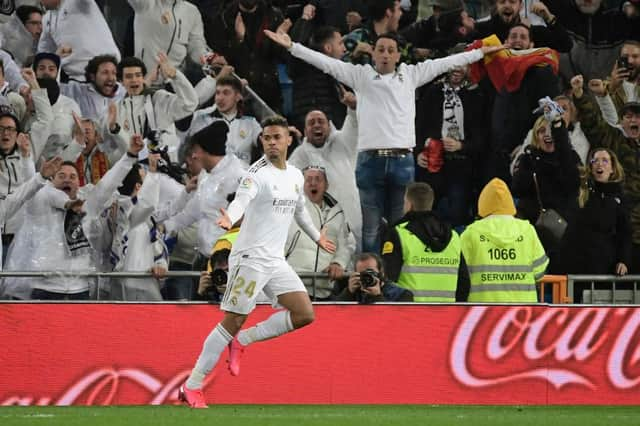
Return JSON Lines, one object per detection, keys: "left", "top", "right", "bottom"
{"left": 467, "top": 34, "right": 559, "bottom": 93}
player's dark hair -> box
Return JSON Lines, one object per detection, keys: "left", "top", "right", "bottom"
{"left": 261, "top": 115, "right": 289, "bottom": 129}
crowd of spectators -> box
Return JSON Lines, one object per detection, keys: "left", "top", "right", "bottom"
{"left": 0, "top": 0, "right": 638, "bottom": 302}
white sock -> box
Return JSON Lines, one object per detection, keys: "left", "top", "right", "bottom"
{"left": 237, "top": 310, "right": 294, "bottom": 346}
{"left": 185, "top": 323, "right": 233, "bottom": 389}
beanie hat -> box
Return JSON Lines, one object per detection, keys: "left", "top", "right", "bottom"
{"left": 32, "top": 52, "right": 61, "bottom": 73}
{"left": 478, "top": 178, "right": 516, "bottom": 218}
{"left": 191, "top": 120, "right": 229, "bottom": 156}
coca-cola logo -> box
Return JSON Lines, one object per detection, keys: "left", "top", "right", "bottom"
{"left": 450, "top": 306, "right": 640, "bottom": 390}
{"left": 1, "top": 368, "right": 215, "bottom": 406}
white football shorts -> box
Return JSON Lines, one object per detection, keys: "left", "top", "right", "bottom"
{"left": 220, "top": 258, "right": 306, "bottom": 314}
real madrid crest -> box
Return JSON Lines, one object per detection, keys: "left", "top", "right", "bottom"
{"left": 294, "top": 184, "right": 299, "bottom": 194}
{"left": 239, "top": 129, "right": 246, "bottom": 138}
{"left": 123, "top": 119, "right": 130, "bottom": 131}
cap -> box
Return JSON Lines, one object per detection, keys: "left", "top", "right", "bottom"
{"left": 620, "top": 101, "right": 640, "bottom": 116}
{"left": 32, "top": 52, "right": 61, "bottom": 72}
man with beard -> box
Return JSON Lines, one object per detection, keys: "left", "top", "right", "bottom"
{"left": 607, "top": 40, "right": 640, "bottom": 113}
{"left": 475, "top": 0, "right": 572, "bottom": 53}
{"left": 541, "top": 0, "right": 640, "bottom": 84}
{"left": 571, "top": 74, "right": 640, "bottom": 272}
{"left": 58, "top": 54, "right": 126, "bottom": 122}
{"left": 38, "top": 0, "right": 120, "bottom": 82}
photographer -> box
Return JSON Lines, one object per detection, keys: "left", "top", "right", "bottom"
{"left": 197, "top": 230, "right": 237, "bottom": 301}
{"left": 334, "top": 252, "right": 413, "bottom": 303}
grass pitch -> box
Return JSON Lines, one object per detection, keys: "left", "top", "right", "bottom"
{"left": 1, "top": 405, "right": 639, "bottom": 426}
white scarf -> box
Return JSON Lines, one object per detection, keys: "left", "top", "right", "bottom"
{"left": 441, "top": 83, "right": 465, "bottom": 141}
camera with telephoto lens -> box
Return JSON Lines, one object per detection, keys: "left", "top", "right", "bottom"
{"left": 359, "top": 269, "right": 380, "bottom": 288}
{"left": 204, "top": 268, "right": 228, "bottom": 300}
{"left": 211, "top": 268, "right": 227, "bottom": 287}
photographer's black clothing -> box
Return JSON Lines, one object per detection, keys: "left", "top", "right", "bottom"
{"left": 333, "top": 278, "right": 413, "bottom": 303}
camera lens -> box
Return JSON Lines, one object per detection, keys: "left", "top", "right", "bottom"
{"left": 211, "top": 269, "right": 227, "bottom": 286}
{"left": 360, "top": 269, "right": 378, "bottom": 288}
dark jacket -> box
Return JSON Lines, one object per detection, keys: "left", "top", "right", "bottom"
{"left": 573, "top": 93, "right": 640, "bottom": 244}
{"left": 288, "top": 16, "right": 346, "bottom": 130}
{"left": 205, "top": 0, "right": 286, "bottom": 112}
{"left": 512, "top": 121, "right": 581, "bottom": 223}
{"left": 511, "top": 120, "right": 581, "bottom": 262}
{"left": 382, "top": 210, "right": 470, "bottom": 302}
{"left": 542, "top": 0, "right": 635, "bottom": 82}
{"left": 561, "top": 180, "right": 632, "bottom": 275}
{"left": 415, "top": 80, "right": 490, "bottom": 190}
{"left": 474, "top": 13, "right": 573, "bottom": 53}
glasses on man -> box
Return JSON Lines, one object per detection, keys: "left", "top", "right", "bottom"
{"left": 0, "top": 126, "right": 17, "bottom": 134}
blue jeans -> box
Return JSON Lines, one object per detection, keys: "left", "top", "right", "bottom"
{"left": 356, "top": 151, "right": 414, "bottom": 253}
{"left": 435, "top": 181, "right": 473, "bottom": 228}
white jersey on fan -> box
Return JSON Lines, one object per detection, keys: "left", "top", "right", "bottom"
{"left": 227, "top": 156, "right": 320, "bottom": 268}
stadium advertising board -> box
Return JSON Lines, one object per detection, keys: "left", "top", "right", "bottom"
{"left": 1, "top": 304, "right": 639, "bottom": 405}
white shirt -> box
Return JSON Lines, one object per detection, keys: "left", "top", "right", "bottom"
{"left": 227, "top": 157, "right": 320, "bottom": 267}
{"left": 289, "top": 42, "right": 483, "bottom": 151}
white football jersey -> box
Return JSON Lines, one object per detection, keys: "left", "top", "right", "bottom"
{"left": 230, "top": 157, "right": 307, "bottom": 266}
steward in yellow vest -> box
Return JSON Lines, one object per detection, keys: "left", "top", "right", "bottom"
{"left": 461, "top": 178, "right": 549, "bottom": 302}
{"left": 382, "top": 182, "right": 470, "bottom": 302}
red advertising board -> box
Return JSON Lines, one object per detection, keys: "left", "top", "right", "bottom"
{"left": 1, "top": 304, "right": 639, "bottom": 405}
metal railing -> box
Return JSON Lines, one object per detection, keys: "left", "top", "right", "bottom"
{"left": 0, "top": 270, "right": 331, "bottom": 302}
{"left": 3, "top": 271, "right": 640, "bottom": 304}
{"left": 567, "top": 275, "right": 640, "bottom": 304}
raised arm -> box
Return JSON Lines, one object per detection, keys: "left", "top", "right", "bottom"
{"left": 264, "top": 29, "right": 361, "bottom": 90}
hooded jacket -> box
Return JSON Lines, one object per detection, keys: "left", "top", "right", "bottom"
{"left": 382, "top": 210, "right": 470, "bottom": 301}
{"left": 285, "top": 192, "right": 354, "bottom": 300}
